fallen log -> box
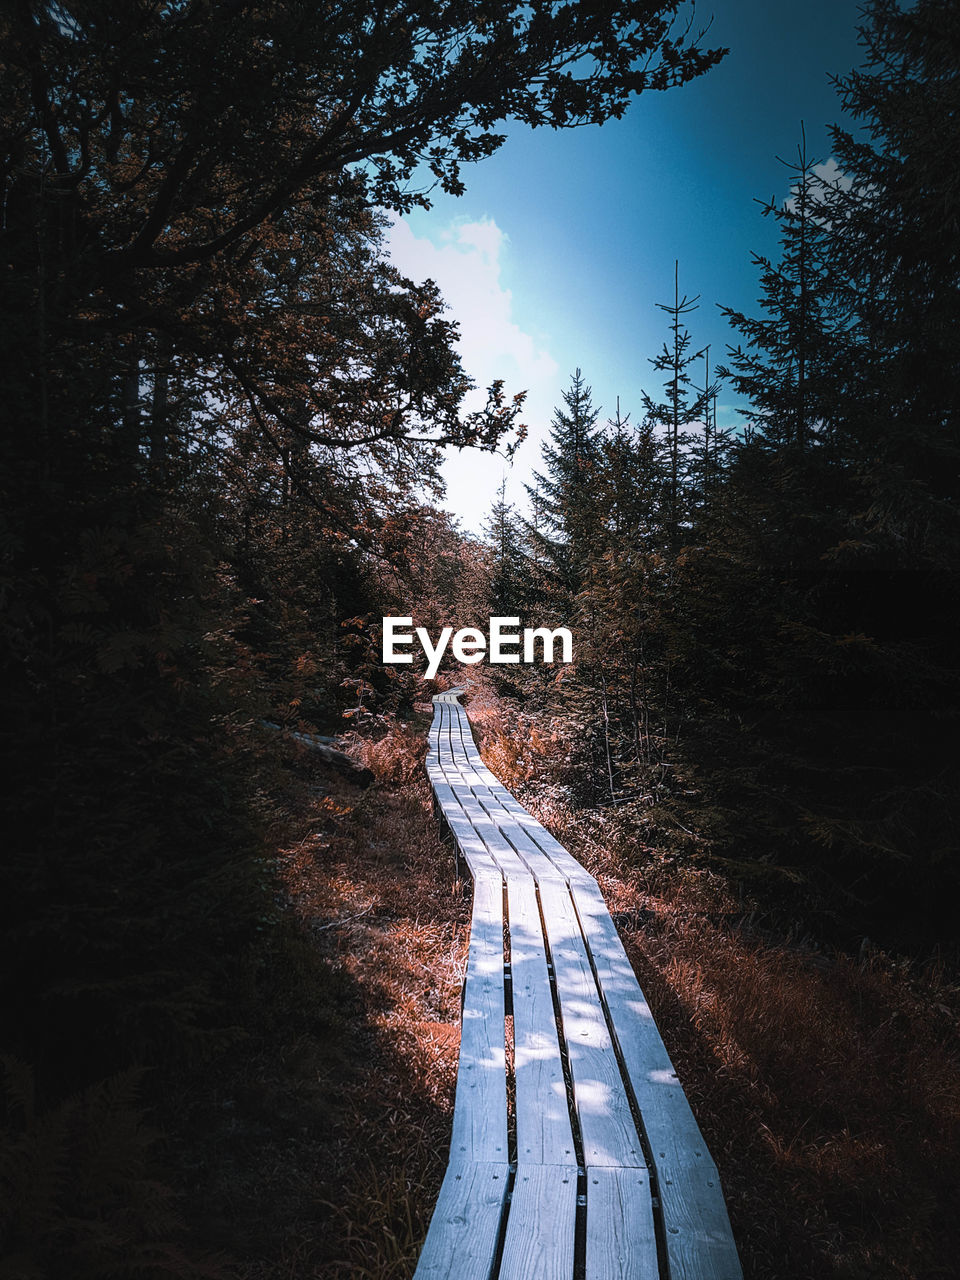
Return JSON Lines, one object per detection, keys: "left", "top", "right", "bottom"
{"left": 261, "top": 721, "right": 374, "bottom": 788}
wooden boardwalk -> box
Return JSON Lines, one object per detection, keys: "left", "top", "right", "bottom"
{"left": 415, "top": 690, "right": 742, "bottom": 1280}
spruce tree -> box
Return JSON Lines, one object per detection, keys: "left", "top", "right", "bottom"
{"left": 584, "top": 403, "right": 672, "bottom": 781}
{"left": 482, "top": 481, "right": 534, "bottom": 622}
{"left": 688, "top": 1, "right": 960, "bottom": 938}
{"left": 717, "top": 127, "right": 843, "bottom": 457}
{"left": 526, "top": 369, "right": 603, "bottom": 604}
{"left": 823, "top": 0, "right": 960, "bottom": 567}
{"left": 643, "top": 262, "right": 708, "bottom": 542}
{"left": 693, "top": 345, "right": 725, "bottom": 509}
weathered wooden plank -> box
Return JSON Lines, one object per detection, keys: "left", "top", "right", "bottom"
{"left": 450, "top": 873, "right": 509, "bottom": 1165}
{"left": 413, "top": 1161, "right": 510, "bottom": 1280}
{"left": 498, "top": 1164, "right": 578, "bottom": 1280}
{"left": 433, "top": 782, "right": 504, "bottom": 879}
{"left": 513, "top": 821, "right": 597, "bottom": 889}
{"left": 656, "top": 1160, "right": 743, "bottom": 1280}
{"left": 446, "top": 765, "right": 570, "bottom": 886}
{"left": 451, "top": 782, "right": 531, "bottom": 879}
{"left": 482, "top": 787, "right": 598, "bottom": 888}
{"left": 507, "top": 875, "right": 577, "bottom": 1167}
{"left": 439, "top": 701, "right": 457, "bottom": 762}
{"left": 474, "top": 792, "right": 570, "bottom": 885}
{"left": 448, "top": 710, "right": 502, "bottom": 782}
{"left": 570, "top": 884, "right": 712, "bottom": 1166}
{"left": 568, "top": 884, "right": 742, "bottom": 1279}
{"left": 438, "top": 747, "right": 579, "bottom": 890}
{"left": 457, "top": 756, "right": 503, "bottom": 791}
{"left": 447, "top": 819, "right": 504, "bottom": 879}
{"left": 537, "top": 880, "right": 645, "bottom": 1169}
{"left": 585, "top": 1165, "right": 659, "bottom": 1280}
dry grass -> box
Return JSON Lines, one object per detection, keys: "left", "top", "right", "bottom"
{"left": 172, "top": 690, "right": 959, "bottom": 1279}
{"left": 266, "top": 718, "right": 470, "bottom": 1279}
{"left": 161, "top": 714, "right": 469, "bottom": 1279}
{"left": 622, "top": 909, "right": 960, "bottom": 1278}
{"left": 468, "top": 682, "right": 960, "bottom": 1280}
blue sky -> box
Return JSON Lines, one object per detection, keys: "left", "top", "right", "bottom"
{"left": 387, "top": 0, "right": 866, "bottom": 532}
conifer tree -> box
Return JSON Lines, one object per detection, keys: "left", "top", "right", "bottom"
{"left": 643, "top": 262, "right": 707, "bottom": 541}
{"left": 482, "top": 481, "right": 534, "bottom": 622}
{"left": 583, "top": 403, "right": 672, "bottom": 780}
{"left": 694, "top": 345, "right": 725, "bottom": 504}
{"left": 680, "top": 1, "right": 960, "bottom": 935}
{"left": 718, "top": 127, "right": 842, "bottom": 458}
{"left": 526, "top": 369, "right": 603, "bottom": 603}
{"left": 823, "top": 0, "right": 960, "bottom": 567}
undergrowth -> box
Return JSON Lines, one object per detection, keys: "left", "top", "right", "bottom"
{"left": 154, "top": 710, "right": 469, "bottom": 1279}
{"left": 43, "top": 688, "right": 954, "bottom": 1279}
{"left": 468, "top": 681, "right": 960, "bottom": 1280}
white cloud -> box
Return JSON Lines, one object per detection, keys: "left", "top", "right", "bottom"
{"left": 386, "top": 215, "right": 559, "bottom": 531}
{"left": 453, "top": 217, "right": 504, "bottom": 263}
{"left": 785, "top": 156, "right": 854, "bottom": 215}
{"left": 811, "top": 157, "right": 851, "bottom": 192}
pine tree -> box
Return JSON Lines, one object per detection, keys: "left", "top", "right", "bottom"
{"left": 526, "top": 369, "right": 603, "bottom": 604}
{"left": 482, "top": 481, "right": 534, "bottom": 622}
{"left": 680, "top": 2, "right": 960, "bottom": 937}
{"left": 583, "top": 403, "right": 673, "bottom": 784}
{"left": 715, "top": 129, "right": 854, "bottom": 578}
{"left": 823, "top": 0, "right": 960, "bottom": 567}
{"left": 717, "top": 127, "right": 843, "bottom": 457}
{"left": 643, "top": 262, "right": 708, "bottom": 541}
{"left": 694, "top": 345, "right": 725, "bottom": 504}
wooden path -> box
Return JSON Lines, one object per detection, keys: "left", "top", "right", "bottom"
{"left": 415, "top": 690, "right": 742, "bottom": 1280}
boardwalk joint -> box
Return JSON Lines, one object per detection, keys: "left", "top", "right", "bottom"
{"left": 415, "top": 690, "right": 742, "bottom": 1280}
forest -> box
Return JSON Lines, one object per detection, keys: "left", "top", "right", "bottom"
{"left": 1, "top": 1, "right": 958, "bottom": 1277}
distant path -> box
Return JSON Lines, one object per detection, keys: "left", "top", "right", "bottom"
{"left": 414, "top": 690, "right": 742, "bottom": 1280}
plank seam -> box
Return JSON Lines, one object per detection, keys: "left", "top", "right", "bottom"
{"left": 418, "top": 691, "right": 742, "bottom": 1280}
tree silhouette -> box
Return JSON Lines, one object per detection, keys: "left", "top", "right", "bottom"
{"left": 643, "top": 261, "right": 707, "bottom": 541}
